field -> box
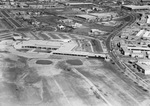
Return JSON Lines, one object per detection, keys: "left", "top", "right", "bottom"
{"left": 90, "top": 39, "right": 103, "bottom": 53}
{"left": 0, "top": 54, "right": 149, "bottom": 106}
{"left": 35, "top": 16, "right": 60, "bottom": 26}
{"left": 1, "top": 18, "right": 14, "bottom": 29}
{"left": 48, "top": 33, "right": 60, "bottom": 39}
{"left": 8, "top": 18, "right": 22, "bottom": 28}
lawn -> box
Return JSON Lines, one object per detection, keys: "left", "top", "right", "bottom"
{"left": 66, "top": 59, "right": 83, "bottom": 66}
{"left": 90, "top": 39, "right": 103, "bottom": 53}
{"left": 35, "top": 16, "right": 60, "bottom": 26}
{"left": 1, "top": 18, "right": 14, "bottom": 29}
{"left": 36, "top": 60, "right": 53, "bottom": 65}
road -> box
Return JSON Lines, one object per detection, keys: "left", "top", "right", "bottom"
{"left": 106, "top": 13, "right": 136, "bottom": 70}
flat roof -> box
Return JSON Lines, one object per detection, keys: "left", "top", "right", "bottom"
{"left": 12, "top": 39, "right": 106, "bottom": 58}
{"left": 123, "top": 5, "right": 150, "bottom": 10}
{"left": 66, "top": 2, "right": 93, "bottom": 5}
{"left": 90, "top": 12, "right": 116, "bottom": 17}
{"left": 136, "top": 30, "right": 145, "bottom": 36}
{"left": 136, "top": 63, "right": 150, "bottom": 75}
{"left": 138, "top": 59, "right": 150, "bottom": 64}
{"left": 147, "top": 16, "right": 150, "bottom": 24}
{"left": 141, "top": 0, "right": 150, "bottom": 1}
{"left": 76, "top": 14, "right": 97, "bottom": 20}
{"left": 143, "top": 31, "right": 150, "bottom": 37}
{"left": 128, "top": 46, "right": 150, "bottom": 51}
{"left": 56, "top": 40, "right": 77, "bottom": 52}
{"left": 14, "top": 40, "right": 63, "bottom": 48}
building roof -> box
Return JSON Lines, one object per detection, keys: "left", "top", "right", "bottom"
{"left": 136, "top": 29, "right": 146, "bottom": 37}
{"left": 123, "top": 5, "right": 150, "bottom": 10}
{"left": 14, "top": 40, "right": 63, "bottom": 48}
{"left": 75, "top": 14, "right": 97, "bottom": 20}
{"left": 65, "top": 2, "right": 93, "bottom": 5}
{"left": 147, "top": 15, "right": 150, "bottom": 24}
{"left": 12, "top": 39, "right": 106, "bottom": 58}
{"left": 143, "top": 31, "right": 150, "bottom": 37}
{"left": 136, "top": 62, "right": 150, "bottom": 75}
{"left": 56, "top": 40, "right": 77, "bottom": 52}
{"left": 138, "top": 59, "right": 150, "bottom": 65}
{"left": 90, "top": 12, "right": 113, "bottom": 17}
{"left": 127, "top": 46, "right": 150, "bottom": 51}
{"left": 141, "top": 0, "right": 150, "bottom": 1}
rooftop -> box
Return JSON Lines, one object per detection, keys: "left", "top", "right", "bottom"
{"left": 123, "top": 5, "right": 150, "bottom": 10}
{"left": 75, "top": 14, "right": 97, "bottom": 20}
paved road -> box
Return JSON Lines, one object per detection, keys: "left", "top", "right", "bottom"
{"left": 106, "top": 13, "right": 136, "bottom": 70}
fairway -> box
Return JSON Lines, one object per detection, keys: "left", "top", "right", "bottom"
{"left": 66, "top": 59, "right": 83, "bottom": 65}
{"left": 59, "top": 33, "right": 70, "bottom": 39}
{"left": 1, "top": 18, "right": 14, "bottom": 29}
{"left": 9, "top": 18, "right": 22, "bottom": 28}
{"left": 36, "top": 60, "right": 53, "bottom": 65}
{"left": 90, "top": 39, "right": 103, "bottom": 53}
{"left": 39, "top": 33, "right": 50, "bottom": 40}
{"left": 48, "top": 33, "right": 60, "bottom": 39}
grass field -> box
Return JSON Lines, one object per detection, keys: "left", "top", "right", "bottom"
{"left": 35, "top": 16, "right": 59, "bottom": 26}
{"left": 36, "top": 60, "right": 53, "bottom": 65}
{"left": 58, "top": 33, "right": 70, "bottom": 39}
{"left": 1, "top": 10, "right": 10, "bottom": 17}
{"left": 48, "top": 33, "right": 60, "bottom": 39}
{"left": 90, "top": 39, "right": 103, "bottom": 53}
{"left": 0, "top": 22, "right": 5, "bottom": 29}
{"left": 38, "top": 32, "right": 50, "bottom": 40}
{"left": 1, "top": 18, "right": 14, "bottom": 29}
{"left": 66, "top": 59, "right": 83, "bottom": 65}
{"left": 9, "top": 18, "right": 22, "bottom": 28}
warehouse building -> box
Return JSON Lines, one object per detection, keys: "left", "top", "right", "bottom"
{"left": 75, "top": 14, "right": 97, "bottom": 22}
{"left": 136, "top": 29, "right": 146, "bottom": 37}
{"left": 135, "top": 29, "right": 150, "bottom": 38}
{"left": 147, "top": 15, "right": 150, "bottom": 25}
{"left": 121, "top": 5, "right": 150, "bottom": 10}
{"left": 75, "top": 12, "right": 117, "bottom": 22}
{"left": 134, "top": 62, "right": 150, "bottom": 75}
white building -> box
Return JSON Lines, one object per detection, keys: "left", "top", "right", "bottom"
{"left": 138, "top": 59, "right": 150, "bottom": 65}
{"left": 147, "top": 15, "right": 150, "bottom": 24}
{"left": 122, "top": 5, "right": 150, "bottom": 10}
{"left": 75, "top": 14, "right": 97, "bottom": 21}
{"left": 64, "top": 2, "right": 93, "bottom": 6}
{"left": 90, "top": 12, "right": 117, "bottom": 19}
{"left": 131, "top": 53, "right": 144, "bottom": 58}
{"left": 122, "top": 46, "right": 131, "bottom": 56}
{"left": 143, "top": 31, "right": 150, "bottom": 37}
{"left": 136, "top": 29, "right": 146, "bottom": 37}
{"left": 13, "top": 39, "right": 106, "bottom": 58}
{"left": 135, "top": 62, "right": 150, "bottom": 75}
{"left": 128, "top": 46, "right": 150, "bottom": 51}
{"left": 135, "top": 29, "right": 150, "bottom": 38}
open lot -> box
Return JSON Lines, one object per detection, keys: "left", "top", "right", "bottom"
{"left": 47, "top": 33, "right": 60, "bottom": 39}
{"left": 0, "top": 55, "right": 108, "bottom": 106}
{"left": 90, "top": 39, "right": 104, "bottom": 53}
{"left": 0, "top": 54, "right": 149, "bottom": 106}
{"left": 1, "top": 18, "right": 14, "bottom": 29}
{"left": 0, "top": 1, "right": 149, "bottom": 106}
{"left": 1, "top": 10, "right": 10, "bottom": 17}
{"left": 8, "top": 18, "right": 22, "bottom": 28}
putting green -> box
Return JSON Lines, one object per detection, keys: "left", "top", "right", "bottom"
{"left": 36, "top": 60, "right": 53, "bottom": 65}
{"left": 66, "top": 59, "right": 83, "bottom": 66}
